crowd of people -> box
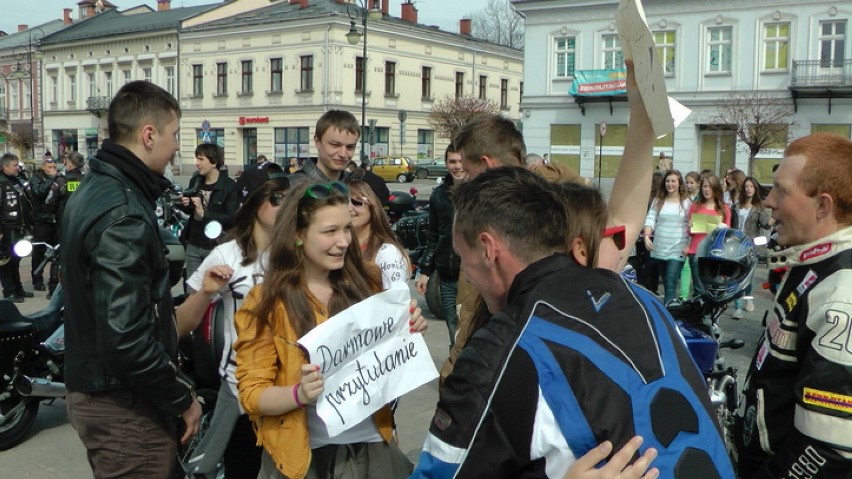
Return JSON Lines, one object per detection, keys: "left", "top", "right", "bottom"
{"left": 53, "top": 62, "right": 851, "bottom": 479}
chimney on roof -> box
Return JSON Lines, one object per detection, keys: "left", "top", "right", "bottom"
{"left": 460, "top": 18, "right": 471, "bottom": 36}
{"left": 18, "top": 24, "right": 28, "bottom": 32}
{"left": 300, "top": 0, "right": 309, "bottom": 8}
{"left": 63, "top": 8, "right": 73, "bottom": 24}
{"left": 401, "top": 1, "right": 417, "bottom": 23}
{"left": 158, "top": 0, "right": 171, "bottom": 11}
{"left": 381, "top": 0, "right": 388, "bottom": 16}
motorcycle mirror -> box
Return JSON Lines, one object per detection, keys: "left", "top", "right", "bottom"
{"left": 204, "top": 221, "right": 223, "bottom": 239}
{"left": 13, "top": 239, "right": 34, "bottom": 257}
{"left": 753, "top": 236, "right": 768, "bottom": 246}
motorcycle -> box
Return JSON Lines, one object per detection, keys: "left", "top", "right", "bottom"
{"left": 0, "top": 241, "right": 65, "bottom": 450}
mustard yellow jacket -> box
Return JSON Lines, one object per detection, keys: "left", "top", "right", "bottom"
{"left": 234, "top": 287, "right": 394, "bottom": 479}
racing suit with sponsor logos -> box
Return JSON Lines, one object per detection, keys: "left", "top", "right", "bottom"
{"left": 735, "top": 226, "right": 852, "bottom": 478}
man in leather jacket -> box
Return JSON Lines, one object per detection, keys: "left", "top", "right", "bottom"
{"left": 0, "top": 153, "right": 33, "bottom": 302}
{"left": 734, "top": 133, "right": 852, "bottom": 477}
{"left": 29, "top": 156, "right": 62, "bottom": 294}
{"left": 415, "top": 144, "right": 465, "bottom": 346}
{"left": 60, "top": 80, "right": 201, "bottom": 477}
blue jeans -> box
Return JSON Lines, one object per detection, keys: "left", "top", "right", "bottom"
{"left": 653, "top": 257, "right": 685, "bottom": 305}
{"left": 439, "top": 277, "right": 459, "bottom": 346}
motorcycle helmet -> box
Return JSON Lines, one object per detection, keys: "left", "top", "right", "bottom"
{"left": 696, "top": 227, "right": 757, "bottom": 304}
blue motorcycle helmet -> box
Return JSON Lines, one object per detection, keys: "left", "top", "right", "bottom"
{"left": 695, "top": 227, "right": 757, "bottom": 304}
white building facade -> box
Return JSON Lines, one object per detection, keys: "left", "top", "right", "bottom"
{"left": 514, "top": 0, "right": 852, "bottom": 184}
{"left": 179, "top": 0, "right": 523, "bottom": 170}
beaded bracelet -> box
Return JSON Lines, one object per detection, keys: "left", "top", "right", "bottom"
{"left": 292, "top": 383, "right": 305, "bottom": 409}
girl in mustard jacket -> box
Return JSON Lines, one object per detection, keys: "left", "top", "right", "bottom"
{"left": 234, "top": 181, "right": 424, "bottom": 479}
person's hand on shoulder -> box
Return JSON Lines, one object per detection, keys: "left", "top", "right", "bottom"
{"left": 565, "top": 436, "right": 659, "bottom": 479}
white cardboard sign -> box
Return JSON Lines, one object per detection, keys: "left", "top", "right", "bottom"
{"left": 298, "top": 284, "right": 438, "bottom": 437}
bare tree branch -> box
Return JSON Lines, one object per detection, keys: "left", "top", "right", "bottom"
{"left": 9, "top": 124, "right": 36, "bottom": 161}
{"left": 428, "top": 95, "right": 500, "bottom": 140}
{"left": 710, "top": 91, "right": 797, "bottom": 174}
{"left": 468, "top": 0, "right": 525, "bottom": 49}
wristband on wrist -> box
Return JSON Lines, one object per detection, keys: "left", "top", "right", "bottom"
{"left": 292, "top": 383, "right": 305, "bottom": 409}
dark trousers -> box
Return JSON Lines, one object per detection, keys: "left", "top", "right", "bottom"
{"left": 439, "top": 277, "right": 459, "bottom": 346}
{"left": 0, "top": 253, "right": 24, "bottom": 297}
{"left": 67, "top": 390, "right": 179, "bottom": 479}
{"left": 32, "top": 221, "right": 59, "bottom": 289}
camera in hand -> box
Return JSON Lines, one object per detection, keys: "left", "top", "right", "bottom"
{"left": 182, "top": 188, "right": 200, "bottom": 198}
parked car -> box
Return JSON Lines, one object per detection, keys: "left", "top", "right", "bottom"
{"left": 371, "top": 156, "right": 415, "bottom": 183}
{"left": 413, "top": 158, "right": 449, "bottom": 179}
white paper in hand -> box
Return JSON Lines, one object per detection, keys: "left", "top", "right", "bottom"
{"left": 616, "top": 0, "right": 674, "bottom": 137}
{"left": 298, "top": 284, "right": 438, "bottom": 437}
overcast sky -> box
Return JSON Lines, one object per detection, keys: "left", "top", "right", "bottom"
{"left": 2, "top": 0, "right": 494, "bottom": 36}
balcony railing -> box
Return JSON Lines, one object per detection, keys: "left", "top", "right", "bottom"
{"left": 86, "top": 96, "right": 112, "bottom": 115}
{"left": 791, "top": 59, "right": 852, "bottom": 88}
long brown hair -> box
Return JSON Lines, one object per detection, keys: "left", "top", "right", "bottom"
{"left": 346, "top": 179, "right": 407, "bottom": 266}
{"left": 700, "top": 175, "right": 727, "bottom": 216}
{"left": 651, "top": 170, "right": 688, "bottom": 212}
{"left": 249, "top": 181, "right": 382, "bottom": 338}
{"left": 738, "top": 176, "right": 764, "bottom": 210}
{"left": 229, "top": 178, "right": 289, "bottom": 267}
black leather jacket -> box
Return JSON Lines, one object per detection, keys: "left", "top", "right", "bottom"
{"left": 29, "top": 170, "right": 61, "bottom": 223}
{"left": 0, "top": 173, "right": 32, "bottom": 243}
{"left": 418, "top": 175, "right": 461, "bottom": 281}
{"left": 60, "top": 152, "right": 194, "bottom": 417}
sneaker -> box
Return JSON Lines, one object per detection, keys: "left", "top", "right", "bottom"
{"left": 33, "top": 283, "right": 46, "bottom": 291}
{"left": 732, "top": 308, "right": 745, "bottom": 320}
{"left": 3, "top": 295, "right": 24, "bottom": 303}
{"left": 16, "top": 291, "right": 34, "bottom": 298}
{"left": 744, "top": 299, "right": 755, "bottom": 312}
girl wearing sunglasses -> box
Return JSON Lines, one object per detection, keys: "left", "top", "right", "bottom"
{"left": 175, "top": 163, "right": 290, "bottom": 478}
{"left": 233, "top": 181, "right": 423, "bottom": 479}
{"left": 346, "top": 179, "right": 410, "bottom": 290}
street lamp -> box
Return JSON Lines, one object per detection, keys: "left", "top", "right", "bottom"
{"left": 1, "top": 27, "right": 45, "bottom": 160}
{"left": 346, "top": 1, "right": 382, "bottom": 168}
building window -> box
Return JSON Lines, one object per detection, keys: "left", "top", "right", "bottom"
{"left": 216, "top": 62, "right": 228, "bottom": 95}
{"left": 300, "top": 55, "right": 314, "bottom": 92}
{"left": 50, "top": 76, "right": 57, "bottom": 104}
{"left": 270, "top": 58, "right": 282, "bottom": 92}
{"left": 455, "top": 71, "right": 464, "bottom": 98}
{"left": 104, "top": 71, "right": 113, "bottom": 97}
{"left": 164, "top": 66, "right": 175, "bottom": 96}
{"left": 274, "top": 127, "right": 311, "bottom": 162}
{"left": 88, "top": 72, "right": 96, "bottom": 97}
{"left": 654, "top": 31, "right": 676, "bottom": 76}
{"left": 355, "top": 56, "right": 365, "bottom": 93}
{"left": 192, "top": 64, "right": 203, "bottom": 97}
{"left": 707, "top": 26, "right": 732, "bottom": 74}
{"left": 500, "top": 79, "right": 508, "bottom": 109}
{"left": 602, "top": 34, "right": 623, "bottom": 70}
{"left": 554, "top": 36, "right": 576, "bottom": 78}
{"left": 416, "top": 129, "right": 434, "bottom": 159}
{"left": 520, "top": 81, "right": 524, "bottom": 99}
{"left": 241, "top": 60, "right": 253, "bottom": 93}
{"left": 820, "top": 20, "right": 846, "bottom": 68}
{"left": 0, "top": 84, "right": 5, "bottom": 115}
{"left": 10, "top": 83, "right": 18, "bottom": 110}
{"left": 421, "top": 66, "right": 432, "bottom": 99}
{"left": 69, "top": 74, "right": 77, "bottom": 102}
{"left": 25, "top": 84, "right": 31, "bottom": 113}
{"left": 479, "top": 75, "right": 487, "bottom": 100}
{"left": 123, "top": 69, "right": 131, "bottom": 84}
{"left": 143, "top": 67, "right": 152, "bottom": 83}
{"left": 764, "top": 22, "right": 790, "bottom": 71}
{"left": 384, "top": 61, "right": 396, "bottom": 96}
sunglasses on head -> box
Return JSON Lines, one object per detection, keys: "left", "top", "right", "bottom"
{"left": 303, "top": 182, "right": 350, "bottom": 200}
{"left": 349, "top": 196, "right": 370, "bottom": 209}
{"left": 602, "top": 224, "right": 627, "bottom": 251}
{"left": 269, "top": 191, "right": 286, "bottom": 207}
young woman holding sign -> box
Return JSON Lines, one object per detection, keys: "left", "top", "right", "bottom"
{"left": 686, "top": 175, "right": 731, "bottom": 299}
{"left": 233, "top": 181, "right": 425, "bottom": 479}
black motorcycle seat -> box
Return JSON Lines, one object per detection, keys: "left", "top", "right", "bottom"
{"left": 0, "top": 297, "right": 61, "bottom": 336}
{"left": 0, "top": 320, "right": 32, "bottom": 335}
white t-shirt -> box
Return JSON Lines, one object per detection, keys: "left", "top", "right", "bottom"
{"left": 187, "top": 240, "right": 266, "bottom": 399}
{"left": 374, "top": 242, "right": 409, "bottom": 290}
